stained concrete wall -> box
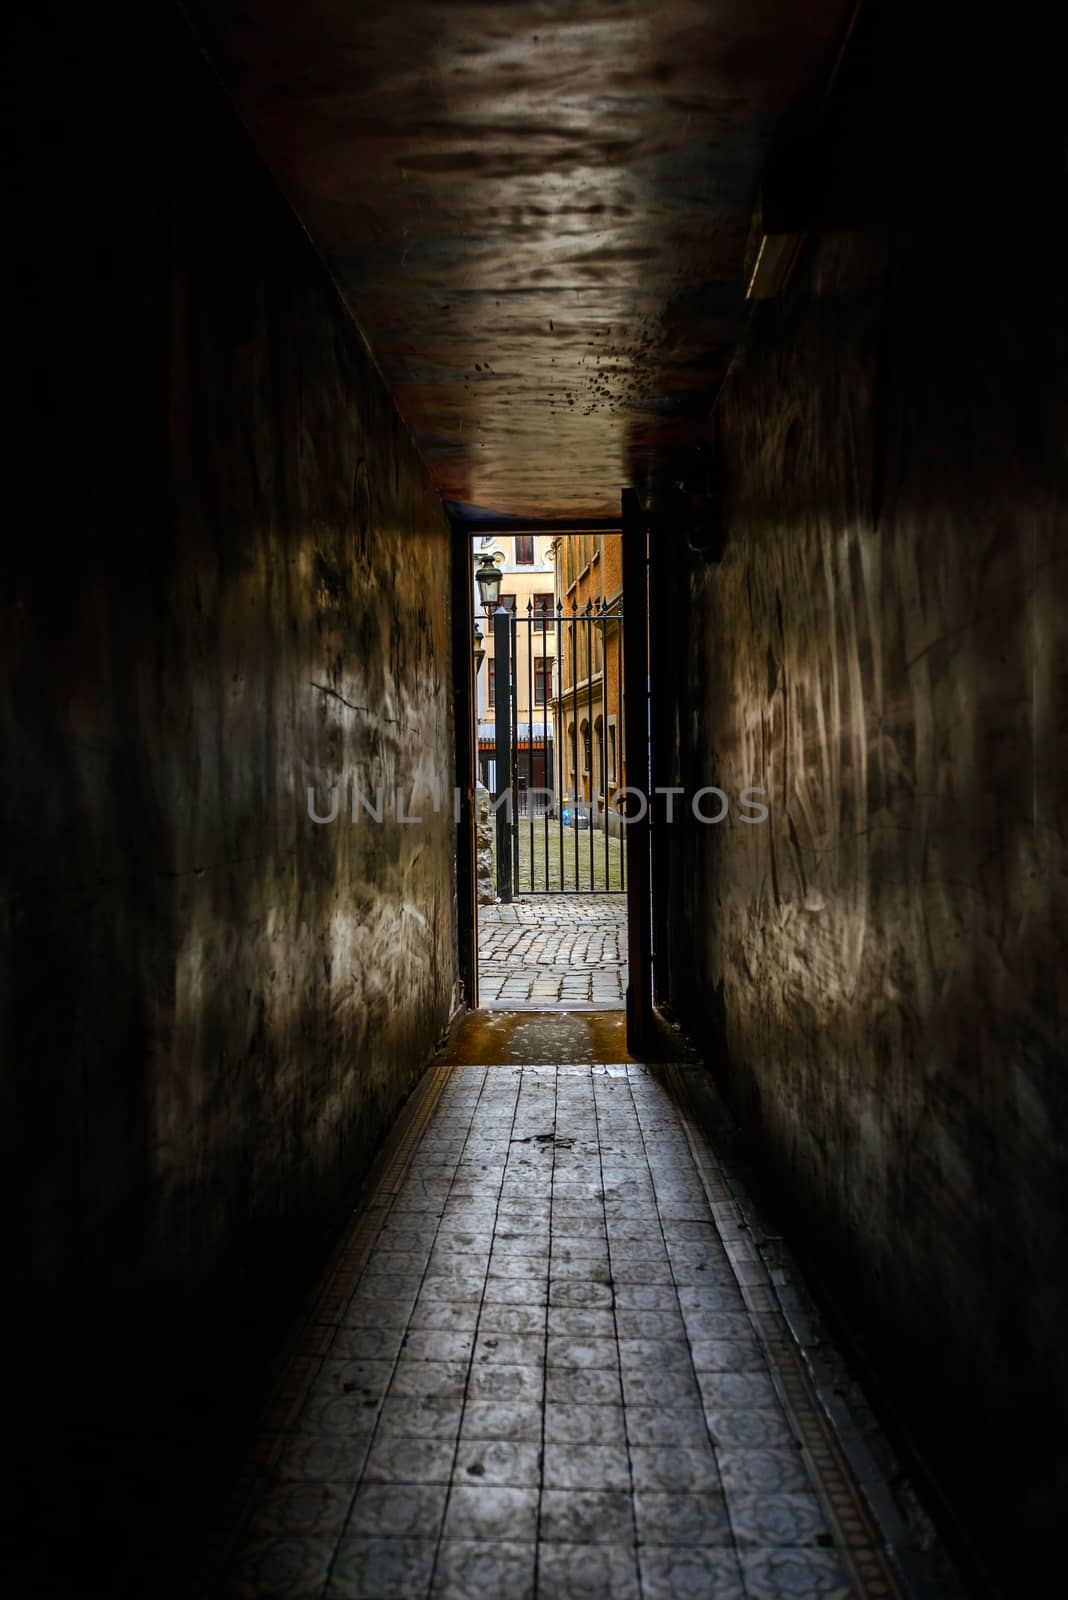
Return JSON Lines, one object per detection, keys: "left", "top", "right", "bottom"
{"left": 9, "top": 4, "right": 455, "bottom": 1584}
{"left": 666, "top": 27, "right": 1067, "bottom": 1596}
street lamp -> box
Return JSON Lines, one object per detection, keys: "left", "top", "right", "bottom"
{"left": 473, "top": 623, "right": 485, "bottom": 673}
{"left": 475, "top": 551, "right": 503, "bottom": 615}
{"left": 474, "top": 548, "right": 511, "bottom": 900}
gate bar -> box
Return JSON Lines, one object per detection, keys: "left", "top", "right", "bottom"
{"left": 511, "top": 605, "right": 520, "bottom": 889}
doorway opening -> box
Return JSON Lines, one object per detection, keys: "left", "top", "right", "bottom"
{"left": 469, "top": 529, "right": 629, "bottom": 1013}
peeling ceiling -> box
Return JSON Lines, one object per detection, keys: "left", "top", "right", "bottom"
{"left": 185, "top": 1, "right": 851, "bottom": 517}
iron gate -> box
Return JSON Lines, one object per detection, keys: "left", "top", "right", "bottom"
{"left": 479, "top": 597, "right": 626, "bottom": 895}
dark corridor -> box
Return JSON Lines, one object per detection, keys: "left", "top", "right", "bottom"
{"left": 8, "top": 2, "right": 1066, "bottom": 1598}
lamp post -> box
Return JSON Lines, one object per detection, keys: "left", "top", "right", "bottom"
{"left": 474, "top": 549, "right": 512, "bottom": 904}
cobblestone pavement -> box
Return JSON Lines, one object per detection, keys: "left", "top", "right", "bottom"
{"left": 215, "top": 1063, "right": 919, "bottom": 1600}
{"left": 478, "top": 895, "right": 627, "bottom": 1009}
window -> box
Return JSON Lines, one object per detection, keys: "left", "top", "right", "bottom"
{"left": 581, "top": 719, "right": 592, "bottom": 773}
{"left": 565, "top": 539, "right": 576, "bottom": 588}
{"left": 488, "top": 659, "right": 495, "bottom": 708}
{"left": 514, "top": 535, "right": 534, "bottom": 565}
{"left": 607, "top": 721, "right": 617, "bottom": 783}
{"left": 497, "top": 592, "right": 516, "bottom": 614}
{"left": 532, "top": 593, "right": 554, "bottom": 633}
{"left": 534, "top": 658, "right": 552, "bottom": 706}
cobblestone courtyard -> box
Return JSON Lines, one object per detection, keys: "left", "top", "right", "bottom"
{"left": 478, "top": 896, "right": 628, "bottom": 1010}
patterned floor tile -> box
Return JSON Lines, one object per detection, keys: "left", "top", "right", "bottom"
{"left": 628, "top": 1444, "right": 721, "bottom": 1494}
{"left": 623, "top": 1405, "right": 712, "bottom": 1449}
{"left": 545, "top": 1366, "right": 622, "bottom": 1406}
{"left": 698, "top": 1371, "right": 781, "bottom": 1409}
{"left": 739, "top": 1547, "right": 854, "bottom": 1599}
{"left": 546, "top": 1307, "right": 616, "bottom": 1339}
{"left": 690, "top": 1337, "right": 767, "bottom": 1372}
{"left": 247, "top": 1480, "right": 354, "bottom": 1539}
{"left": 703, "top": 1407, "right": 799, "bottom": 1452}
{"left": 542, "top": 1441, "right": 632, "bottom": 1491}
{"left": 224, "top": 1535, "right": 335, "bottom": 1598}
{"left": 442, "top": 1484, "right": 540, "bottom": 1542}
{"left": 536, "top": 1540, "right": 641, "bottom": 1599}
{"left": 432, "top": 1540, "right": 536, "bottom": 1600}
{"left": 545, "top": 1334, "right": 620, "bottom": 1370}
{"left": 375, "top": 1395, "right": 463, "bottom": 1441}
{"left": 621, "top": 1366, "right": 704, "bottom": 1410}
{"left": 477, "top": 1303, "right": 547, "bottom": 1336}
{"left": 716, "top": 1449, "right": 815, "bottom": 1496}
{"left": 329, "top": 1326, "right": 406, "bottom": 1362}
{"left": 406, "top": 1301, "right": 482, "bottom": 1334}
{"left": 727, "top": 1492, "right": 831, "bottom": 1548}
{"left": 460, "top": 1399, "right": 544, "bottom": 1441}
{"left": 466, "top": 1362, "right": 543, "bottom": 1402}
{"left": 387, "top": 1361, "right": 469, "bottom": 1403}
{"left": 543, "top": 1402, "right": 628, "bottom": 1446}
{"left": 611, "top": 1283, "right": 679, "bottom": 1312}
{"left": 400, "top": 1330, "right": 477, "bottom": 1364}
{"left": 638, "top": 1546, "right": 746, "bottom": 1600}
{"left": 616, "top": 1338, "right": 693, "bottom": 1373}
{"left": 455, "top": 1437, "right": 542, "bottom": 1487}
{"left": 362, "top": 1436, "right": 456, "bottom": 1486}
{"left": 482, "top": 1276, "right": 550, "bottom": 1306}
{"left": 328, "top": 1536, "right": 436, "bottom": 1599}
{"left": 634, "top": 1490, "right": 733, "bottom": 1548}
{"left": 539, "top": 1489, "right": 634, "bottom": 1545}
{"left": 347, "top": 1481, "right": 448, "bottom": 1541}
{"left": 298, "top": 1391, "right": 382, "bottom": 1439}
{"left": 547, "top": 1279, "right": 615, "bottom": 1310}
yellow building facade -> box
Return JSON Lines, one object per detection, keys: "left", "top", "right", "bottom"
{"left": 550, "top": 533, "right": 625, "bottom": 826}
{"left": 473, "top": 533, "right": 557, "bottom": 800}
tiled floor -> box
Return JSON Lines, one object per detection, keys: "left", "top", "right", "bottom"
{"left": 213, "top": 1064, "right": 911, "bottom": 1599}
{"left": 478, "top": 896, "right": 627, "bottom": 1009}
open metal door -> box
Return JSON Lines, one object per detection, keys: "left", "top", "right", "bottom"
{"left": 451, "top": 523, "right": 478, "bottom": 1010}
{"left": 621, "top": 488, "right": 653, "bottom": 1052}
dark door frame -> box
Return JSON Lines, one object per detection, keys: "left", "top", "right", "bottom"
{"left": 620, "top": 488, "right": 654, "bottom": 1052}
{"left": 449, "top": 506, "right": 655, "bottom": 1044}
{"left": 450, "top": 521, "right": 479, "bottom": 1010}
